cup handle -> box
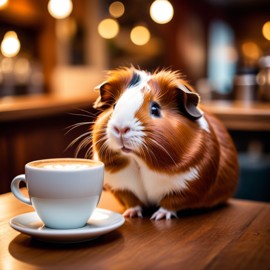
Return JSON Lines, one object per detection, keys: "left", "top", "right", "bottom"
{"left": 11, "top": 174, "right": 32, "bottom": 205}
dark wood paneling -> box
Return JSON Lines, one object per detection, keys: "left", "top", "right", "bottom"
{"left": 0, "top": 108, "right": 96, "bottom": 194}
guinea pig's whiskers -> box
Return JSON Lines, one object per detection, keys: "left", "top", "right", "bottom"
{"left": 85, "top": 146, "right": 92, "bottom": 159}
{"left": 65, "top": 122, "right": 94, "bottom": 135}
{"left": 79, "top": 135, "right": 95, "bottom": 157}
{"left": 98, "top": 139, "right": 110, "bottom": 161}
{"left": 67, "top": 109, "right": 97, "bottom": 128}
{"left": 85, "top": 132, "right": 106, "bottom": 158}
{"left": 140, "top": 141, "right": 157, "bottom": 165}
{"left": 91, "top": 129, "right": 107, "bottom": 146}
{"left": 65, "top": 107, "right": 100, "bottom": 157}
{"left": 139, "top": 142, "right": 148, "bottom": 161}
{"left": 130, "top": 137, "right": 139, "bottom": 151}
{"left": 66, "top": 125, "right": 106, "bottom": 158}
{"left": 66, "top": 132, "right": 92, "bottom": 157}
{"left": 69, "top": 108, "right": 98, "bottom": 118}
{"left": 67, "top": 131, "right": 91, "bottom": 149}
{"left": 91, "top": 134, "right": 107, "bottom": 152}
{"left": 149, "top": 138, "right": 178, "bottom": 166}
{"left": 75, "top": 139, "right": 89, "bottom": 157}
{"left": 66, "top": 108, "right": 98, "bottom": 134}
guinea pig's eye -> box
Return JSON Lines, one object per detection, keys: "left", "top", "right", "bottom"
{"left": 150, "top": 102, "right": 161, "bottom": 118}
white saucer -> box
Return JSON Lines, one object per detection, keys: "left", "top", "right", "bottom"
{"left": 9, "top": 208, "right": 125, "bottom": 243}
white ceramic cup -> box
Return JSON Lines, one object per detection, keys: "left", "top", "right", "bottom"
{"left": 11, "top": 158, "right": 104, "bottom": 229}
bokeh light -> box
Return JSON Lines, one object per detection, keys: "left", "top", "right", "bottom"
{"left": 48, "top": 0, "right": 73, "bottom": 19}
{"left": 150, "top": 0, "right": 174, "bottom": 24}
{"left": 130, "top": 26, "right": 151, "bottom": 46}
{"left": 262, "top": 21, "right": 270, "bottom": 41}
{"left": 0, "top": 0, "right": 8, "bottom": 10}
{"left": 98, "top": 18, "right": 119, "bottom": 39}
{"left": 109, "top": 1, "right": 125, "bottom": 18}
{"left": 1, "top": 31, "right": 21, "bottom": 57}
{"left": 242, "top": 41, "right": 261, "bottom": 61}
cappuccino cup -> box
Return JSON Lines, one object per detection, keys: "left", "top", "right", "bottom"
{"left": 11, "top": 158, "right": 104, "bottom": 229}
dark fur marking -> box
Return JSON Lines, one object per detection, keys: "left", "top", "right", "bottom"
{"left": 128, "top": 72, "right": 141, "bottom": 88}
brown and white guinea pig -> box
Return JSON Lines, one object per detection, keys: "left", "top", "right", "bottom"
{"left": 91, "top": 67, "right": 239, "bottom": 220}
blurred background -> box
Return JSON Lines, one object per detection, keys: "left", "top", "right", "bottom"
{"left": 0, "top": 0, "right": 269, "bottom": 201}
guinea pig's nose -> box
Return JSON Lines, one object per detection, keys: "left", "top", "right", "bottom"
{"left": 113, "top": 126, "right": 131, "bottom": 135}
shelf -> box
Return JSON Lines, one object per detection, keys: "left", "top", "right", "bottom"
{"left": 0, "top": 92, "right": 98, "bottom": 122}
{"left": 202, "top": 100, "right": 270, "bottom": 131}
{"left": 1, "top": 95, "right": 270, "bottom": 131}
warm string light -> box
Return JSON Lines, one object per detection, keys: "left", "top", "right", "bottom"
{"left": 0, "top": 0, "right": 8, "bottom": 10}
{"left": 48, "top": 0, "right": 73, "bottom": 19}
{"left": 98, "top": 18, "right": 119, "bottom": 39}
{"left": 109, "top": 1, "right": 125, "bottom": 18}
{"left": 242, "top": 42, "right": 261, "bottom": 61}
{"left": 262, "top": 21, "right": 270, "bottom": 41}
{"left": 150, "top": 0, "right": 174, "bottom": 24}
{"left": 130, "top": 26, "right": 151, "bottom": 46}
{"left": 98, "top": 0, "right": 174, "bottom": 45}
{"left": 1, "top": 31, "right": 21, "bottom": 57}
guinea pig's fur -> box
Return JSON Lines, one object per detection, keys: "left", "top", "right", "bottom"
{"left": 91, "top": 67, "right": 239, "bottom": 220}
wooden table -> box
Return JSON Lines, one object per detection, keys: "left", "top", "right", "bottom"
{"left": 1, "top": 191, "right": 270, "bottom": 270}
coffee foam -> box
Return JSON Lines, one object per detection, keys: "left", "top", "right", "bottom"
{"left": 29, "top": 159, "right": 101, "bottom": 170}
{"left": 43, "top": 164, "right": 91, "bottom": 170}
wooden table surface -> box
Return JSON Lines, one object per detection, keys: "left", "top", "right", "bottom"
{"left": 1, "top": 190, "right": 270, "bottom": 270}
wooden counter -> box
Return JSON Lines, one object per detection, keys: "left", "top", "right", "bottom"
{"left": 1, "top": 190, "right": 270, "bottom": 270}
{"left": 0, "top": 93, "right": 98, "bottom": 122}
{"left": 202, "top": 100, "right": 270, "bottom": 131}
{"left": 1, "top": 95, "right": 270, "bottom": 130}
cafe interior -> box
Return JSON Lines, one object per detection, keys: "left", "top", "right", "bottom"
{"left": 0, "top": 0, "right": 270, "bottom": 201}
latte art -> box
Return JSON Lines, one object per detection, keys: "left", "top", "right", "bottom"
{"left": 43, "top": 164, "right": 91, "bottom": 170}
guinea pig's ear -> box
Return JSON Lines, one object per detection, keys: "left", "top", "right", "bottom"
{"left": 176, "top": 84, "right": 203, "bottom": 120}
{"left": 93, "top": 81, "right": 114, "bottom": 109}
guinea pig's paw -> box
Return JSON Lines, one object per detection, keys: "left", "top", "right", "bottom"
{"left": 123, "top": 206, "right": 143, "bottom": 218}
{"left": 150, "top": 207, "right": 178, "bottom": 220}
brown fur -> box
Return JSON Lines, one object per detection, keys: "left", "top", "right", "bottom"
{"left": 111, "top": 189, "right": 146, "bottom": 209}
{"left": 92, "top": 67, "right": 239, "bottom": 214}
{"left": 159, "top": 113, "right": 238, "bottom": 211}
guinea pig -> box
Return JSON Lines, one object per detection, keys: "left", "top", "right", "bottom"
{"left": 91, "top": 67, "right": 239, "bottom": 220}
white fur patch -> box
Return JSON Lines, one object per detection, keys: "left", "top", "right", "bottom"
{"left": 106, "top": 71, "right": 149, "bottom": 151}
{"left": 108, "top": 70, "right": 150, "bottom": 131}
{"left": 104, "top": 154, "right": 199, "bottom": 206}
{"left": 136, "top": 160, "right": 199, "bottom": 204}
{"left": 112, "top": 88, "right": 144, "bottom": 126}
{"left": 197, "top": 115, "right": 210, "bottom": 132}
{"left": 104, "top": 158, "right": 148, "bottom": 204}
